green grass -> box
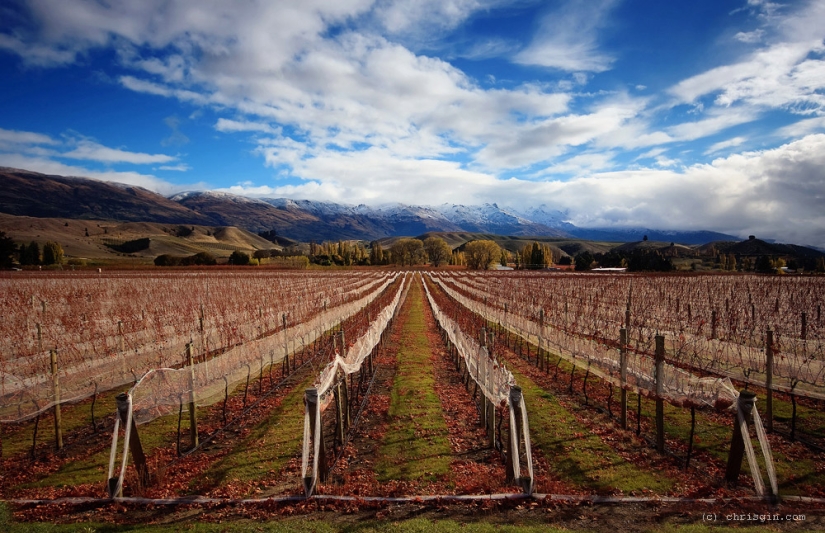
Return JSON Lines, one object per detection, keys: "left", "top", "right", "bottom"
{"left": 0, "top": 501, "right": 794, "bottom": 533}
{"left": 194, "top": 374, "right": 312, "bottom": 493}
{"left": 506, "top": 361, "right": 674, "bottom": 494}
{"left": 2, "top": 384, "right": 131, "bottom": 459}
{"left": 627, "top": 390, "right": 825, "bottom": 497}
{"left": 376, "top": 281, "right": 452, "bottom": 482}
{"left": 498, "top": 319, "right": 825, "bottom": 498}
{"left": 24, "top": 405, "right": 206, "bottom": 490}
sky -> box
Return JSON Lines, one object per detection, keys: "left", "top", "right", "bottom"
{"left": 1, "top": 0, "right": 824, "bottom": 247}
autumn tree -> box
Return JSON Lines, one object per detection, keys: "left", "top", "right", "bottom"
{"left": 423, "top": 236, "right": 452, "bottom": 267}
{"left": 42, "top": 241, "right": 64, "bottom": 265}
{"left": 520, "top": 242, "right": 554, "bottom": 269}
{"left": 464, "top": 240, "right": 501, "bottom": 270}
{"left": 450, "top": 250, "right": 466, "bottom": 266}
{"left": 370, "top": 242, "right": 385, "bottom": 265}
{"left": 391, "top": 238, "right": 427, "bottom": 266}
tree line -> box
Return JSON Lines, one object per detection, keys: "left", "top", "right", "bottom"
{"left": 0, "top": 233, "right": 65, "bottom": 268}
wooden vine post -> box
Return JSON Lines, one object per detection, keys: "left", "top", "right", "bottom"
{"left": 304, "top": 387, "right": 327, "bottom": 493}
{"left": 654, "top": 335, "right": 665, "bottom": 454}
{"left": 115, "top": 393, "right": 150, "bottom": 492}
{"left": 725, "top": 390, "right": 756, "bottom": 486}
{"left": 765, "top": 329, "right": 773, "bottom": 432}
{"left": 506, "top": 386, "right": 531, "bottom": 492}
{"left": 186, "top": 342, "right": 198, "bottom": 448}
{"left": 283, "top": 313, "right": 290, "bottom": 375}
{"left": 619, "top": 328, "right": 628, "bottom": 430}
{"left": 50, "top": 349, "right": 63, "bottom": 450}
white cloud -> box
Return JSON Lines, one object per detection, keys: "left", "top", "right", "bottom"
{"left": 513, "top": 0, "right": 618, "bottom": 72}
{"left": 0, "top": 153, "right": 195, "bottom": 196}
{"left": 704, "top": 136, "right": 747, "bottom": 154}
{"left": 62, "top": 140, "right": 176, "bottom": 164}
{"left": 158, "top": 163, "right": 191, "bottom": 172}
{"left": 735, "top": 29, "right": 765, "bottom": 44}
{"left": 670, "top": 1, "right": 825, "bottom": 116}
{"left": 0, "top": 127, "right": 59, "bottom": 146}
{"left": 230, "top": 134, "right": 825, "bottom": 248}
{"left": 215, "top": 119, "right": 280, "bottom": 135}
{"left": 667, "top": 109, "right": 758, "bottom": 141}
{"left": 776, "top": 116, "right": 825, "bottom": 138}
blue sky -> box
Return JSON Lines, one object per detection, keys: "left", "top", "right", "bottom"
{"left": 1, "top": 0, "right": 824, "bottom": 246}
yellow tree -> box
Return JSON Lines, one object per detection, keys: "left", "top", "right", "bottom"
{"left": 423, "top": 236, "right": 452, "bottom": 267}
{"left": 464, "top": 240, "right": 501, "bottom": 270}
{"left": 391, "top": 238, "right": 427, "bottom": 266}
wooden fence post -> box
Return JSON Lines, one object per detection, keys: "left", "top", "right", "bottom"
{"left": 283, "top": 314, "right": 290, "bottom": 374}
{"left": 117, "top": 320, "right": 124, "bottom": 352}
{"left": 115, "top": 393, "right": 150, "bottom": 491}
{"left": 654, "top": 335, "right": 665, "bottom": 454}
{"left": 304, "top": 388, "right": 327, "bottom": 492}
{"left": 187, "top": 343, "right": 198, "bottom": 449}
{"left": 765, "top": 330, "right": 773, "bottom": 433}
{"left": 620, "top": 328, "right": 628, "bottom": 430}
{"left": 50, "top": 349, "right": 63, "bottom": 450}
{"left": 507, "top": 386, "right": 530, "bottom": 492}
{"left": 725, "top": 390, "right": 756, "bottom": 486}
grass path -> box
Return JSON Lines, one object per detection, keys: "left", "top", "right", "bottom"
{"left": 375, "top": 279, "right": 452, "bottom": 482}
{"left": 505, "top": 357, "right": 675, "bottom": 495}
{"left": 193, "top": 373, "right": 313, "bottom": 497}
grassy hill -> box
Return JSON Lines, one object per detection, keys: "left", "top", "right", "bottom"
{"left": 0, "top": 213, "right": 280, "bottom": 265}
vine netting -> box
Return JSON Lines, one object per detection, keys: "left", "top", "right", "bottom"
{"left": 0, "top": 271, "right": 395, "bottom": 423}
{"left": 129, "top": 273, "right": 400, "bottom": 425}
{"left": 301, "top": 273, "right": 411, "bottom": 495}
{"left": 422, "top": 275, "right": 533, "bottom": 493}
{"left": 429, "top": 273, "right": 739, "bottom": 409}
{"left": 432, "top": 271, "right": 825, "bottom": 403}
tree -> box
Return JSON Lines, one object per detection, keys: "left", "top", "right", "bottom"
{"left": 575, "top": 251, "right": 594, "bottom": 271}
{"left": 423, "top": 237, "right": 452, "bottom": 267}
{"left": 520, "top": 242, "right": 554, "bottom": 269}
{"left": 20, "top": 241, "right": 40, "bottom": 265}
{"left": 755, "top": 255, "right": 774, "bottom": 273}
{"left": 391, "top": 238, "right": 427, "bottom": 266}
{"left": 185, "top": 252, "right": 217, "bottom": 265}
{"left": 0, "top": 231, "right": 16, "bottom": 268}
{"left": 154, "top": 254, "right": 181, "bottom": 266}
{"left": 253, "top": 249, "right": 272, "bottom": 260}
{"left": 229, "top": 250, "right": 251, "bottom": 265}
{"left": 369, "top": 242, "right": 385, "bottom": 265}
{"left": 464, "top": 240, "right": 501, "bottom": 270}
{"left": 42, "top": 241, "right": 64, "bottom": 265}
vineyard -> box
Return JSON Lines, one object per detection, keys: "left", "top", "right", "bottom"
{"left": 0, "top": 270, "right": 823, "bottom": 527}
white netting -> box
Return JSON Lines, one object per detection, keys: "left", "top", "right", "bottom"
{"left": 128, "top": 273, "right": 400, "bottom": 425}
{"left": 434, "top": 271, "right": 825, "bottom": 401}
{"left": 301, "top": 273, "right": 411, "bottom": 495}
{"left": 423, "top": 275, "right": 533, "bottom": 492}
{"left": 1, "top": 271, "right": 394, "bottom": 423}
{"left": 429, "top": 273, "right": 739, "bottom": 409}
{"left": 422, "top": 275, "right": 514, "bottom": 405}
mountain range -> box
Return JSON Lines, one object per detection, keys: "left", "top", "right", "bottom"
{"left": 1, "top": 167, "right": 740, "bottom": 244}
